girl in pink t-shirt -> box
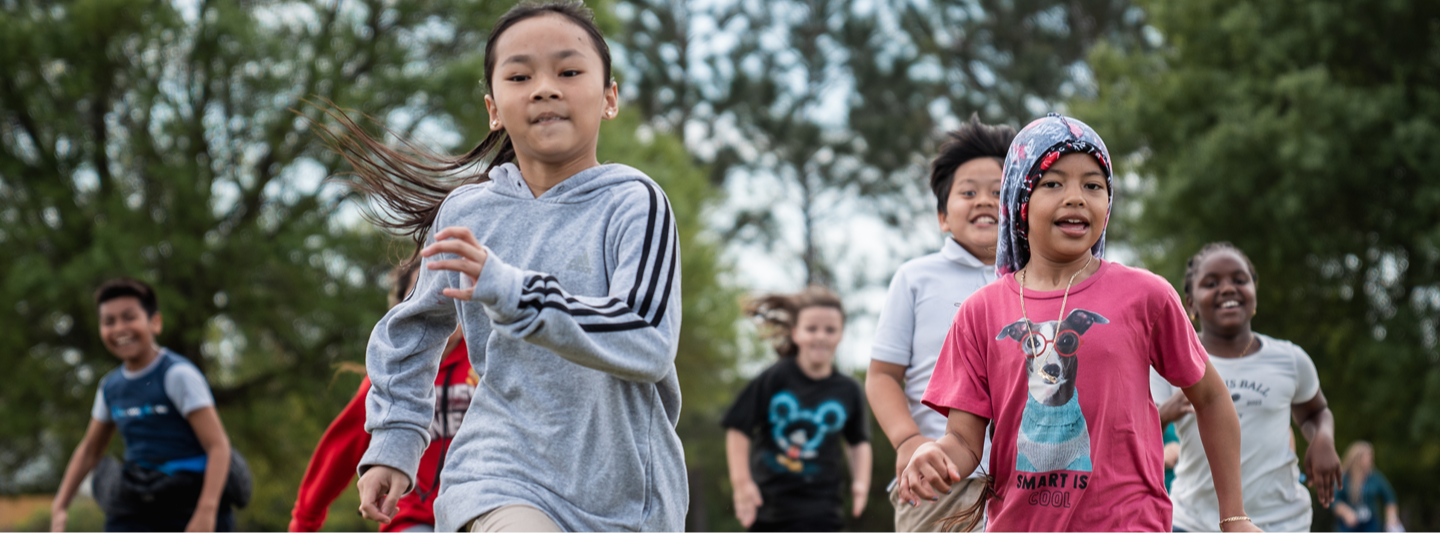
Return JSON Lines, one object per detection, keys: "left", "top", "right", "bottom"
{"left": 898, "top": 114, "right": 1258, "bottom": 532}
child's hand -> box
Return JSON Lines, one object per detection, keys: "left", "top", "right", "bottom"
{"left": 851, "top": 481, "right": 868, "bottom": 517}
{"left": 1158, "top": 390, "right": 1194, "bottom": 426}
{"left": 898, "top": 441, "right": 961, "bottom": 506}
{"left": 895, "top": 436, "right": 936, "bottom": 480}
{"left": 49, "top": 507, "right": 66, "bottom": 532}
{"left": 1304, "top": 434, "right": 1342, "bottom": 508}
{"left": 357, "top": 466, "right": 412, "bottom": 524}
{"left": 732, "top": 479, "right": 763, "bottom": 528}
{"left": 421, "top": 227, "right": 489, "bottom": 301}
{"left": 184, "top": 507, "right": 217, "bottom": 532}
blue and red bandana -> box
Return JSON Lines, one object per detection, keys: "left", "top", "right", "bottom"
{"left": 996, "top": 113, "right": 1114, "bottom": 276}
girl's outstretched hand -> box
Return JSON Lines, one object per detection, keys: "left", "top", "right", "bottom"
{"left": 898, "top": 442, "right": 960, "bottom": 507}
{"left": 421, "top": 227, "right": 488, "bottom": 300}
{"left": 357, "top": 465, "right": 411, "bottom": 524}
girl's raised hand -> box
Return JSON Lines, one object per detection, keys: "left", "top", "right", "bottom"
{"left": 421, "top": 227, "right": 489, "bottom": 300}
{"left": 898, "top": 441, "right": 961, "bottom": 506}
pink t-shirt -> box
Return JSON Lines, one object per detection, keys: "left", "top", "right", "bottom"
{"left": 923, "top": 260, "right": 1207, "bottom": 532}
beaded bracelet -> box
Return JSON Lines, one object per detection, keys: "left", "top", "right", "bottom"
{"left": 1219, "top": 516, "right": 1251, "bottom": 530}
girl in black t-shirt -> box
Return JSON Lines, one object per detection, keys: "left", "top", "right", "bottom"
{"left": 724, "top": 286, "right": 872, "bottom": 532}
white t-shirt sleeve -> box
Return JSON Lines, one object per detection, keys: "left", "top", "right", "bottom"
{"left": 92, "top": 387, "right": 110, "bottom": 422}
{"left": 164, "top": 364, "right": 216, "bottom": 416}
{"left": 870, "top": 268, "right": 916, "bottom": 366}
{"left": 1150, "top": 366, "right": 1179, "bottom": 405}
{"left": 1292, "top": 346, "right": 1321, "bottom": 404}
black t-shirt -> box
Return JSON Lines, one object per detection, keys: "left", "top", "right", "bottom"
{"left": 722, "top": 358, "right": 870, "bottom": 522}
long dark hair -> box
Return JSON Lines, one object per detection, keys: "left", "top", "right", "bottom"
{"left": 744, "top": 286, "right": 846, "bottom": 358}
{"left": 313, "top": 1, "right": 614, "bottom": 261}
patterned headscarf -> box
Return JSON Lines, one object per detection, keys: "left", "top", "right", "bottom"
{"left": 995, "top": 113, "right": 1114, "bottom": 276}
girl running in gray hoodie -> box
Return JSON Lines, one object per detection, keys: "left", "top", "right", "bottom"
{"left": 320, "top": 2, "right": 685, "bottom": 531}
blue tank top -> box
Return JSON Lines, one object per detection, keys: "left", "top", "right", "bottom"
{"left": 101, "top": 350, "right": 207, "bottom": 464}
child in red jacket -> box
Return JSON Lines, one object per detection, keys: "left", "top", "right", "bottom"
{"left": 289, "top": 263, "right": 476, "bottom": 532}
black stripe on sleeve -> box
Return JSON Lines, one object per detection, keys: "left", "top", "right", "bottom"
{"left": 626, "top": 184, "right": 659, "bottom": 309}
{"left": 581, "top": 320, "right": 652, "bottom": 333}
{"left": 648, "top": 218, "right": 679, "bottom": 327}
{"left": 637, "top": 192, "right": 672, "bottom": 318}
{"left": 520, "top": 300, "right": 636, "bottom": 318}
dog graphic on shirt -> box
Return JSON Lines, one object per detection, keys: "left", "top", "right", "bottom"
{"left": 996, "top": 309, "right": 1108, "bottom": 473}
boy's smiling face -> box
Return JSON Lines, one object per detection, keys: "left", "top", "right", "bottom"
{"left": 1026, "top": 153, "right": 1109, "bottom": 264}
{"left": 99, "top": 296, "right": 162, "bottom": 363}
{"left": 939, "top": 158, "right": 1002, "bottom": 264}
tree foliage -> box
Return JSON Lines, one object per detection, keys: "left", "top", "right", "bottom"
{"left": 1, "top": 0, "right": 743, "bottom": 530}
{"left": 1077, "top": 0, "right": 1440, "bottom": 527}
{"left": 618, "top": 0, "right": 1144, "bottom": 289}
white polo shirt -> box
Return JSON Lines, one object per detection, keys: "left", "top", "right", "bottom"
{"left": 872, "top": 238, "right": 996, "bottom": 477}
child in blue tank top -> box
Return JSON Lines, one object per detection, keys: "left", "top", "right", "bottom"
{"left": 50, "top": 278, "right": 237, "bottom": 532}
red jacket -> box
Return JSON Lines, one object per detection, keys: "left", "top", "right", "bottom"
{"left": 289, "top": 342, "right": 476, "bottom": 532}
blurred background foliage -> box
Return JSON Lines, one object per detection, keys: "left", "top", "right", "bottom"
{"left": 1, "top": 0, "right": 1436, "bottom": 530}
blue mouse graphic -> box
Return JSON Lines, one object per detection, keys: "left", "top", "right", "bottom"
{"left": 766, "top": 392, "right": 847, "bottom": 474}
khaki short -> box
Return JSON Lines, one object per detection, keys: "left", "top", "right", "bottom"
{"left": 889, "top": 476, "right": 987, "bottom": 532}
{"left": 465, "top": 505, "right": 562, "bottom": 532}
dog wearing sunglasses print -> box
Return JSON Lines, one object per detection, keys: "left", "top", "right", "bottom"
{"left": 996, "top": 309, "right": 1108, "bottom": 473}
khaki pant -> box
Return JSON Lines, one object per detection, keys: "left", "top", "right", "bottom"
{"left": 466, "top": 505, "right": 562, "bottom": 532}
{"left": 889, "top": 477, "right": 988, "bottom": 532}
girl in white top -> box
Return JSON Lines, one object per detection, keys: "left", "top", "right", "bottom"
{"left": 1152, "top": 242, "right": 1342, "bottom": 531}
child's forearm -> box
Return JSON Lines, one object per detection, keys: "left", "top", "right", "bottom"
{"left": 196, "top": 442, "right": 232, "bottom": 513}
{"left": 936, "top": 433, "right": 981, "bottom": 479}
{"left": 936, "top": 410, "right": 988, "bottom": 479}
{"left": 53, "top": 439, "right": 103, "bottom": 512}
{"left": 725, "top": 429, "right": 754, "bottom": 485}
{"left": 865, "top": 363, "right": 922, "bottom": 446}
{"left": 847, "top": 442, "right": 873, "bottom": 489}
{"left": 1187, "top": 367, "right": 1247, "bottom": 521}
{"left": 53, "top": 421, "right": 112, "bottom": 513}
{"left": 1300, "top": 407, "right": 1335, "bottom": 444}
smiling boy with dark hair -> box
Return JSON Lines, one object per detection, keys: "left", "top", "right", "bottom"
{"left": 866, "top": 114, "right": 1015, "bottom": 532}
{"left": 49, "top": 277, "right": 238, "bottom": 532}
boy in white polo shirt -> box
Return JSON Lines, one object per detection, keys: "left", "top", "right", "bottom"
{"left": 867, "top": 115, "right": 1014, "bottom": 532}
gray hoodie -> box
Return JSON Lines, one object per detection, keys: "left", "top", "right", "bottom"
{"left": 359, "top": 163, "right": 687, "bottom": 532}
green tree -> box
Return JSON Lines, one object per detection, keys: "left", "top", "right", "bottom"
{"left": 0, "top": 0, "right": 517, "bottom": 527}
{"left": 1076, "top": 0, "right": 1440, "bottom": 528}
{"left": 0, "top": 1, "right": 738, "bottom": 530}
{"left": 618, "top": 0, "right": 1147, "bottom": 283}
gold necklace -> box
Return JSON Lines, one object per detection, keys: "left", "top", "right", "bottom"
{"left": 1211, "top": 333, "right": 1257, "bottom": 358}
{"left": 1019, "top": 254, "right": 1094, "bottom": 384}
